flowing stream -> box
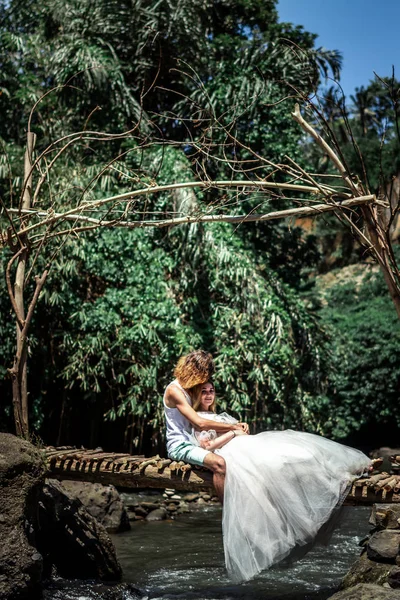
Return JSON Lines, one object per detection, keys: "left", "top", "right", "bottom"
{"left": 44, "top": 493, "right": 370, "bottom": 600}
{"left": 112, "top": 495, "right": 370, "bottom": 600}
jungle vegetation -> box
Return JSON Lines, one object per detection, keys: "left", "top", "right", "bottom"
{"left": 1, "top": 0, "right": 399, "bottom": 453}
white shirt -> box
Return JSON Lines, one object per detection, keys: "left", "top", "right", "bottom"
{"left": 163, "top": 379, "right": 193, "bottom": 453}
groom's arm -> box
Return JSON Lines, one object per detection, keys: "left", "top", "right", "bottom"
{"left": 166, "top": 386, "right": 248, "bottom": 433}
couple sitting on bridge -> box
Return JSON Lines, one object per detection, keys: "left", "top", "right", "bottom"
{"left": 163, "top": 350, "right": 371, "bottom": 582}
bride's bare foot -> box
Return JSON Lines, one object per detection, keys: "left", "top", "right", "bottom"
{"left": 369, "top": 457, "right": 383, "bottom": 472}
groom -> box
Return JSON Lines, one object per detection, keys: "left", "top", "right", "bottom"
{"left": 164, "top": 350, "right": 249, "bottom": 502}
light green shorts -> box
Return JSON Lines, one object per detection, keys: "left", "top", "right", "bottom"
{"left": 168, "top": 441, "right": 210, "bottom": 466}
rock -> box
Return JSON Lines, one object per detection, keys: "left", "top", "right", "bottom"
{"left": 0, "top": 432, "right": 46, "bottom": 600}
{"left": 37, "top": 480, "right": 122, "bottom": 581}
{"left": 329, "top": 583, "right": 400, "bottom": 600}
{"left": 196, "top": 498, "right": 206, "bottom": 505}
{"left": 341, "top": 553, "right": 392, "bottom": 589}
{"left": 57, "top": 480, "right": 130, "bottom": 533}
{"left": 202, "top": 494, "right": 211, "bottom": 501}
{"left": 170, "top": 494, "right": 181, "bottom": 500}
{"left": 388, "top": 566, "right": 400, "bottom": 588}
{"left": 145, "top": 508, "right": 167, "bottom": 522}
{"left": 166, "top": 503, "right": 177, "bottom": 512}
{"left": 183, "top": 493, "right": 199, "bottom": 502}
{"left": 134, "top": 506, "right": 148, "bottom": 517}
{"left": 139, "top": 502, "right": 160, "bottom": 511}
{"left": 370, "top": 505, "right": 400, "bottom": 530}
{"left": 367, "top": 531, "right": 400, "bottom": 562}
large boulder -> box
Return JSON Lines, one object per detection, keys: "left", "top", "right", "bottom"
{"left": 329, "top": 583, "right": 400, "bottom": 600}
{"left": 37, "top": 480, "right": 122, "bottom": 581}
{"left": 57, "top": 480, "right": 130, "bottom": 533}
{"left": 0, "top": 433, "right": 47, "bottom": 600}
{"left": 367, "top": 530, "right": 400, "bottom": 563}
{"left": 0, "top": 434, "right": 124, "bottom": 599}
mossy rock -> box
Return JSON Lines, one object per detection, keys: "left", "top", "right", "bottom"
{"left": 0, "top": 433, "right": 47, "bottom": 600}
{"left": 341, "top": 553, "right": 391, "bottom": 589}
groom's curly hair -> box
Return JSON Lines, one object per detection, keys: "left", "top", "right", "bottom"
{"left": 174, "top": 350, "right": 215, "bottom": 389}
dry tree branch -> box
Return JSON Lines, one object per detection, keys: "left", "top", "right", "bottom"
{"left": 292, "top": 103, "right": 360, "bottom": 196}
{"left": 16, "top": 196, "right": 375, "bottom": 243}
{"left": 7, "top": 179, "right": 338, "bottom": 241}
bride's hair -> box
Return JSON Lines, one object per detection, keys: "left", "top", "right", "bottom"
{"left": 190, "top": 381, "right": 216, "bottom": 413}
{"left": 174, "top": 350, "right": 215, "bottom": 389}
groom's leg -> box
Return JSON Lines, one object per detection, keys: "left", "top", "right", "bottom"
{"left": 167, "top": 443, "right": 225, "bottom": 503}
{"left": 203, "top": 453, "right": 226, "bottom": 504}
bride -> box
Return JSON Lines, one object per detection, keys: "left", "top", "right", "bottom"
{"left": 190, "top": 380, "right": 371, "bottom": 583}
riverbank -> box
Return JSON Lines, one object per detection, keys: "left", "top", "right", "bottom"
{"left": 2, "top": 433, "right": 399, "bottom": 600}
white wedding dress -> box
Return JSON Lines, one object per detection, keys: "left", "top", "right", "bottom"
{"left": 195, "top": 412, "right": 370, "bottom": 583}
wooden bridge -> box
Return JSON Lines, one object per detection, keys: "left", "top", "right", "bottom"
{"left": 44, "top": 447, "right": 400, "bottom": 505}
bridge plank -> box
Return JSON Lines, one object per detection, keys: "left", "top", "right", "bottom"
{"left": 43, "top": 447, "right": 400, "bottom": 504}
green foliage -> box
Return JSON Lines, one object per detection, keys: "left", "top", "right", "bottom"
{"left": 314, "top": 270, "right": 400, "bottom": 439}
{"left": 1, "top": 0, "right": 398, "bottom": 453}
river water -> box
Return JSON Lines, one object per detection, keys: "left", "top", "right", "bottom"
{"left": 44, "top": 495, "right": 370, "bottom": 600}
{"left": 112, "top": 497, "right": 370, "bottom": 600}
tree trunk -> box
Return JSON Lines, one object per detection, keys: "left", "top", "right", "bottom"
{"left": 11, "top": 132, "right": 36, "bottom": 438}
{"left": 362, "top": 205, "right": 400, "bottom": 319}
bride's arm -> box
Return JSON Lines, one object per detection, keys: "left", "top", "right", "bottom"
{"left": 202, "top": 429, "right": 247, "bottom": 451}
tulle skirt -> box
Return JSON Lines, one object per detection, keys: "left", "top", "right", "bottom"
{"left": 217, "top": 429, "right": 370, "bottom": 582}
